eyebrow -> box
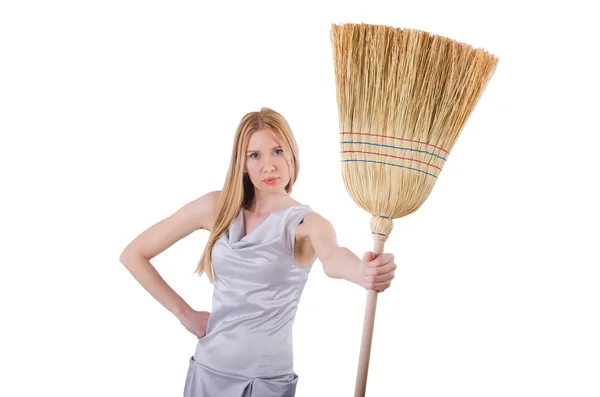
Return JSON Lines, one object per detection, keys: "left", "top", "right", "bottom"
{"left": 246, "top": 146, "right": 282, "bottom": 153}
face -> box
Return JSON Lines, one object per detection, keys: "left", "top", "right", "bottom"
{"left": 244, "top": 129, "right": 291, "bottom": 194}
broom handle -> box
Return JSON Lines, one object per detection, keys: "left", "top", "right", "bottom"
{"left": 354, "top": 238, "right": 385, "bottom": 397}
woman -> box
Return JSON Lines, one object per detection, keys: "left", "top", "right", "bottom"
{"left": 119, "top": 107, "right": 397, "bottom": 396}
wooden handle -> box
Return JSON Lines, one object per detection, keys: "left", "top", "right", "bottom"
{"left": 354, "top": 238, "right": 385, "bottom": 397}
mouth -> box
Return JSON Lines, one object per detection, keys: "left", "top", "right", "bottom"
{"left": 263, "top": 177, "right": 279, "bottom": 184}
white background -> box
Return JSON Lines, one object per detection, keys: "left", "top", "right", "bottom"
{"left": 1, "top": 0, "right": 598, "bottom": 396}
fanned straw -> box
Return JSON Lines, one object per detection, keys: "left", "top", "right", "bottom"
{"left": 330, "top": 23, "right": 498, "bottom": 396}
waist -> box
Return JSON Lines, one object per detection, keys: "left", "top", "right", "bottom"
{"left": 194, "top": 330, "right": 294, "bottom": 377}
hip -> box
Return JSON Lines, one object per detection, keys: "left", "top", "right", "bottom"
{"left": 184, "top": 356, "right": 298, "bottom": 397}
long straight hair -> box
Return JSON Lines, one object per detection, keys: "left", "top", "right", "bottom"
{"left": 195, "top": 107, "right": 300, "bottom": 283}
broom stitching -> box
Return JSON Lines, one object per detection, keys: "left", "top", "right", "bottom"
{"left": 340, "top": 141, "right": 447, "bottom": 161}
{"left": 339, "top": 132, "right": 450, "bottom": 155}
{"left": 372, "top": 214, "right": 392, "bottom": 219}
{"left": 341, "top": 159, "right": 438, "bottom": 178}
{"left": 341, "top": 150, "right": 442, "bottom": 171}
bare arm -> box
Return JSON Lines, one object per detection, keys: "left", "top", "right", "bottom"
{"left": 119, "top": 190, "right": 220, "bottom": 319}
{"left": 302, "top": 212, "right": 397, "bottom": 292}
{"left": 301, "top": 212, "right": 363, "bottom": 287}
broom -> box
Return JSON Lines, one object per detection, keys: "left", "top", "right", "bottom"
{"left": 330, "top": 23, "right": 499, "bottom": 396}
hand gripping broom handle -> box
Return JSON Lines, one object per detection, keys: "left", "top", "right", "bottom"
{"left": 354, "top": 237, "right": 385, "bottom": 397}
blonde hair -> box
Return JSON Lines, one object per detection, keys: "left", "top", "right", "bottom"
{"left": 195, "top": 107, "right": 300, "bottom": 283}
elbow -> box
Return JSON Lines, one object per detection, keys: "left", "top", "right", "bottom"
{"left": 322, "top": 243, "right": 349, "bottom": 278}
{"left": 319, "top": 247, "right": 343, "bottom": 279}
{"left": 119, "top": 239, "right": 147, "bottom": 264}
{"left": 119, "top": 241, "right": 133, "bottom": 264}
{"left": 321, "top": 260, "right": 335, "bottom": 278}
{"left": 119, "top": 249, "right": 140, "bottom": 265}
{"left": 119, "top": 251, "right": 129, "bottom": 265}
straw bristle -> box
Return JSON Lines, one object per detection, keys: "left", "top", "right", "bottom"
{"left": 331, "top": 23, "right": 498, "bottom": 236}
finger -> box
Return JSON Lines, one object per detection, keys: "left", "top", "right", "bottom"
{"left": 365, "top": 271, "right": 395, "bottom": 283}
{"left": 375, "top": 253, "right": 394, "bottom": 265}
{"left": 368, "top": 253, "right": 395, "bottom": 267}
{"left": 362, "top": 251, "right": 375, "bottom": 263}
{"left": 364, "top": 277, "right": 393, "bottom": 289}
{"left": 365, "top": 262, "right": 397, "bottom": 276}
{"left": 374, "top": 281, "right": 392, "bottom": 292}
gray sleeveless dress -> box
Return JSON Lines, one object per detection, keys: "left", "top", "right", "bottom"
{"left": 184, "top": 204, "right": 314, "bottom": 397}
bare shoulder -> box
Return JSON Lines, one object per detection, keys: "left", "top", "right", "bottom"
{"left": 183, "top": 190, "right": 221, "bottom": 231}
{"left": 295, "top": 210, "right": 340, "bottom": 264}
{"left": 296, "top": 211, "right": 334, "bottom": 240}
{"left": 120, "top": 190, "right": 221, "bottom": 261}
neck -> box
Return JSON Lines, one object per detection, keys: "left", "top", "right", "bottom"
{"left": 248, "top": 190, "right": 292, "bottom": 215}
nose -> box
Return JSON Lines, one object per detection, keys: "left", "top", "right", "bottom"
{"left": 263, "top": 163, "right": 275, "bottom": 173}
{"left": 263, "top": 157, "right": 276, "bottom": 173}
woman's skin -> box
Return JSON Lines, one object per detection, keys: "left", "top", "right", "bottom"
{"left": 119, "top": 128, "right": 396, "bottom": 339}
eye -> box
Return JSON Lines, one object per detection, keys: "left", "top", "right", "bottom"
{"left": 274, "top": 149, "right": 283, "bottom": 155}
{"left": 249, "top": 153, "right": 259, "bottom": 159}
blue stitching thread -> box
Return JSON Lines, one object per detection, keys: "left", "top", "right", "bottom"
{"left": 340, "top": 141, "right": 447, "bottom": 161}
{"left": 341, "top": 159, "right": 439, "bottom": 178}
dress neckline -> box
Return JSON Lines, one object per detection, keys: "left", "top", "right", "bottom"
{"left": 238, "top": 204, "right": 306, "bottom": 240}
